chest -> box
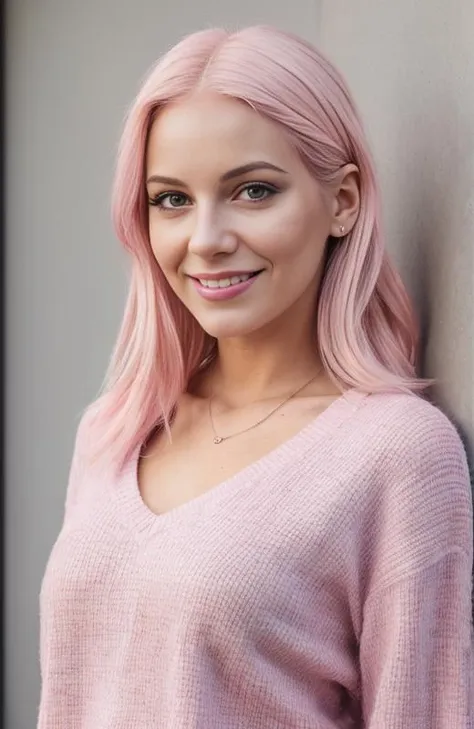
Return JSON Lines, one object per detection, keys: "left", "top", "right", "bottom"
{"left": 137, "top": 399, "right": 333, "bottom": 518}
{"left": 41, "top": 459, "right": 356, "bottom": 652}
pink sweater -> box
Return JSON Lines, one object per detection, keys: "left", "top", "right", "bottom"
{"left": 38, "top": 390, "right": 474, "bottom": 728}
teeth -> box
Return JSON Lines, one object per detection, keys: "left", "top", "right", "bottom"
{"left": 199, "top": 273, "right": 252, "bottom": 289}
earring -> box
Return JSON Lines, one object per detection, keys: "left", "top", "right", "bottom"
{"left": 339, "top": 225, "right": 346, "bottom": 236}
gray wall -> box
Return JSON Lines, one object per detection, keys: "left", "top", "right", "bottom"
{"left": 5, "top": 1, "right": 473, "bottom": 726}
{"left": 319, "top": 0, "right": 474, "bottom": 458}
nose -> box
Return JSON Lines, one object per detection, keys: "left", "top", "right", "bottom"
{"left": 187, "top": 202, "right": 238, "bottom": 258}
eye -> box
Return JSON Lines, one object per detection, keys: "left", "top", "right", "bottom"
{"left": 148, "top": 191, "right": 191, "bottom": 209}
{"left": 236, "top": 182, "right": 279, "bottom": 202}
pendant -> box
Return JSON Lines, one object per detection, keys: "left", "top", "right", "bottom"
{"left": 213, "top": 436, "right": 223, "bottom": 444}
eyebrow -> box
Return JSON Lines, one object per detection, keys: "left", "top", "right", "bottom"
{"left": 146, "top": 161, "right": 289, "bottom": 186}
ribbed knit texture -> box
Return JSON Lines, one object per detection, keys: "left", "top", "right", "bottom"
{"left": 38, "top": 391, "right": 474, "bottom": 728}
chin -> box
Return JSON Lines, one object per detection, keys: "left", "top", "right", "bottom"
{"left": 195, "top": 312, "right": 269, "bottom": 340}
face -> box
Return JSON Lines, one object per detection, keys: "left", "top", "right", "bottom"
{"left": 145, "top": 93, "right": 336, "bottom": 340}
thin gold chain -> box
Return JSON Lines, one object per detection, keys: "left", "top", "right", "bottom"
{"left": 208, "top": 369, "right": 322, "bottom": 444}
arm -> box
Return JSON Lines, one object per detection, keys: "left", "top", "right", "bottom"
{"left": 360, "top": 550, "right": 474, "bottom": 728}
{"left": 359, "top": 402, "right": 474, "bottom": 727}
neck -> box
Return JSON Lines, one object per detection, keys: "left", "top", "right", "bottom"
{"left": 199, "top": 306, "right": 335, "bottom": 407}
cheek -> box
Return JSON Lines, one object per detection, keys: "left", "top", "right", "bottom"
{"left": 257, "top": 201, "right": 329, "bottom": 265}
{"left": 148, "top": 220, "right": 183, "bottom": 276}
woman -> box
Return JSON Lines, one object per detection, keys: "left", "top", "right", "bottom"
{"left": 38, "top": 25, "right": 473, "bottom": 728}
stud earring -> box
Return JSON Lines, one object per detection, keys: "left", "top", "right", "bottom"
{"left": 339, "top": 225, "right": 346, "bottom": 236}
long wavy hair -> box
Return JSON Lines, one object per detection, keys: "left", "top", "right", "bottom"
{"left": 81, "top": 25, "right": 427, "bottom": 474}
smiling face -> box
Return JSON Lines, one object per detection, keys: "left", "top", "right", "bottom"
{"left": 145, "top": 93, "right": 336, "bottom": 340}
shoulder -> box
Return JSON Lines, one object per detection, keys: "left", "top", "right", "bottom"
{"left": 356, "top": 389, "right": 458, "bottom": 431}
{"left": 71, "top": 403, "right": 99, "bottom": 457}
{"left": 352, "top": 392, "right": 472, "bottom": 576}
{"left": 352, "top": 391, "right": 469, "bottom": 479}
{"left": 67, "top": 402, "right": 103, "bottom": 484}
{"left": 344, "top": 391, "right": 472, "bottom": 549}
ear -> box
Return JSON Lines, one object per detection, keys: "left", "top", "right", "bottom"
{"left": 329, "top": 163, "right": 360, "bottom": 238}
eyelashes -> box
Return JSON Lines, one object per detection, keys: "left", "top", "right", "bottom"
{"left": 240, "top": 182, "right": 279, "bottom": 202}
{"left": 148, "top": 191, "right": 190, "bottom": 209}
{"left": 147, "top": 182, "right": 280, "bottom": 209}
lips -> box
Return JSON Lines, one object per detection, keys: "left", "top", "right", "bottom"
{"left": 196, "top": 272, "right": 260, "bottom": 289}
{"left": 189, "top": 270, "right": 263, "bottom": 301}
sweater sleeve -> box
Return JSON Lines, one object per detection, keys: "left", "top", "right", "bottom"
{"left": 359, "top": 403, "right": 474, "bottom": 727}
{"left": 359, "top": 550, "right": 474, "bottom": 728}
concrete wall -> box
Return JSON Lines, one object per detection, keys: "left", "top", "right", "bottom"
{"left": 5, "top": 1, "right": 472, "bottom": 725}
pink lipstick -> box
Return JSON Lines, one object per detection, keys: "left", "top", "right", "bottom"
{"left": 188, "top": 270, "right": 262, "bottom": 301}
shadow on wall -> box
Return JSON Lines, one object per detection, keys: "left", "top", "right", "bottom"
{"left": 394, "top": 82, "right": 473, "bottom": 482}
{"left": 1, "top": 0, "right": 6, "bottom": 721}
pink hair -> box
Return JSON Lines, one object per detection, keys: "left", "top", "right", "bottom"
{"left": 83, "top": 25, "right": 428, "bottom": 474}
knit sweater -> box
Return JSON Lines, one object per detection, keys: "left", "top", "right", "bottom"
{"left": 38, "top": 390, "right": 474, "bottom": 728}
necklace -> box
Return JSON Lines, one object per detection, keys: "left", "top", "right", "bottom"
{"left": 208, "top": 369, "right": 322, "bottom": 445}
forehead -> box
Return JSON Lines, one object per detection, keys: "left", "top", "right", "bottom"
{"left": 146, "top": 93, "right": 300, "bottom": 175}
